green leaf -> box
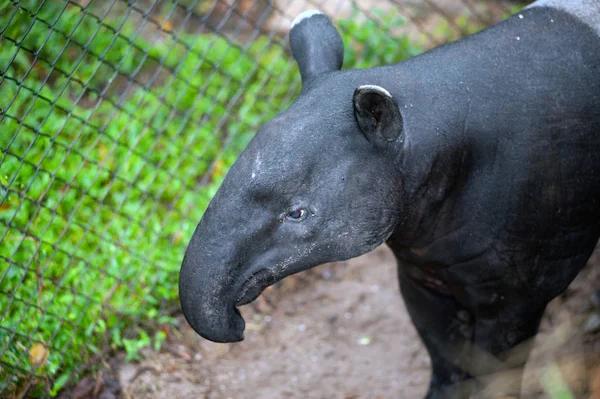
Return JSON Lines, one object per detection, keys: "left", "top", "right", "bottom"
{"left": 50, "top": 373, "right": 71, "bottom": 397}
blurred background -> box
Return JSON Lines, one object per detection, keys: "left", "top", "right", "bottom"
{"left": 2, "top": 0, "right": 599, "bottom": 398}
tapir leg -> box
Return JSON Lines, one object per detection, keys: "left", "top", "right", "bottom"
{"left": 398, "top": 263, "right": 548, "bottom": 398}
{"left": 469, "top": 303, "right": 546, "bottom": 398}
{"left": 398, "top": 266, "right": 475, "bottom": 399}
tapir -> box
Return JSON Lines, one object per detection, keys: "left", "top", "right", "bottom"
{"left": 180, "top": 1, "right": 600, "bottom": 397}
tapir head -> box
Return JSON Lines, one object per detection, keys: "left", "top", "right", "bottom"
{"left": 179, "top": 10, "right": 406, "bottom": 342}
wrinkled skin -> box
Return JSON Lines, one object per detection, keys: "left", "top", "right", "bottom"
{"left": 180, "top": 5, "right": 600, "bottom": 398}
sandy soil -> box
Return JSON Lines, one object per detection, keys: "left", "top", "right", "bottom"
{"left": 102, "top": 244, "right": 600, "bottom": 399}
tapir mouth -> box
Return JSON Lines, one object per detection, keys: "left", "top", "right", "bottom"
{"left": 235, "top": 268, "right": 278, "bottom": 306}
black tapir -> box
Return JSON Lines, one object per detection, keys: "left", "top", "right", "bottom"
{"left": 180, "top": 1, "right": 600, "bottom": 397}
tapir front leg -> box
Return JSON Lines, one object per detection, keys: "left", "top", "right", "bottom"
{"left": 469, "top": 289, "right": 547, "bottom": 398}
{"left": 398, "top": 265, "right": 475, "bottom": 399}
{"left": 398, "top": 263, "right": 550, "bottom": 398}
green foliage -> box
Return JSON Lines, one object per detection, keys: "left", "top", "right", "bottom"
{"left": 338, "top": 8, "right": 422, "bottom": 68}
{"left": 0, "top": 0, "right": 422, "bottom": 396}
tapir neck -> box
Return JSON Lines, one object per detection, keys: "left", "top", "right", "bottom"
{"left": 353, "top": 64, "right": 475, "bottom": 248}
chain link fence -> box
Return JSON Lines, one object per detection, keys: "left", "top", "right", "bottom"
{"left": 0, "top": 0, "right": 527, "bottom": 397}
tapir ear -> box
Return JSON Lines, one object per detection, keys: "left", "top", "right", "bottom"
{"left": 290, "top": 10, "right": 344, "bottom": 86}
{"left": 353, "top": 85, "right": 403, "bottom": 144}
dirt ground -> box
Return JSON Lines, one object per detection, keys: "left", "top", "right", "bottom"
{"left": 89, "top": 244, "right": 600, "bottom": 399}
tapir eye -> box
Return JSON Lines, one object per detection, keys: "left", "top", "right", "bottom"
{"left": 286, "top": 208, "right": 305, "bottom": 221}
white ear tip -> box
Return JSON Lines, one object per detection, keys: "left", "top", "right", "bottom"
{"left": 291, "top": 10, "right": 325, "bottom": 29}
{"left": 358, "top": 85, "right": 393, "bottom": 99}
